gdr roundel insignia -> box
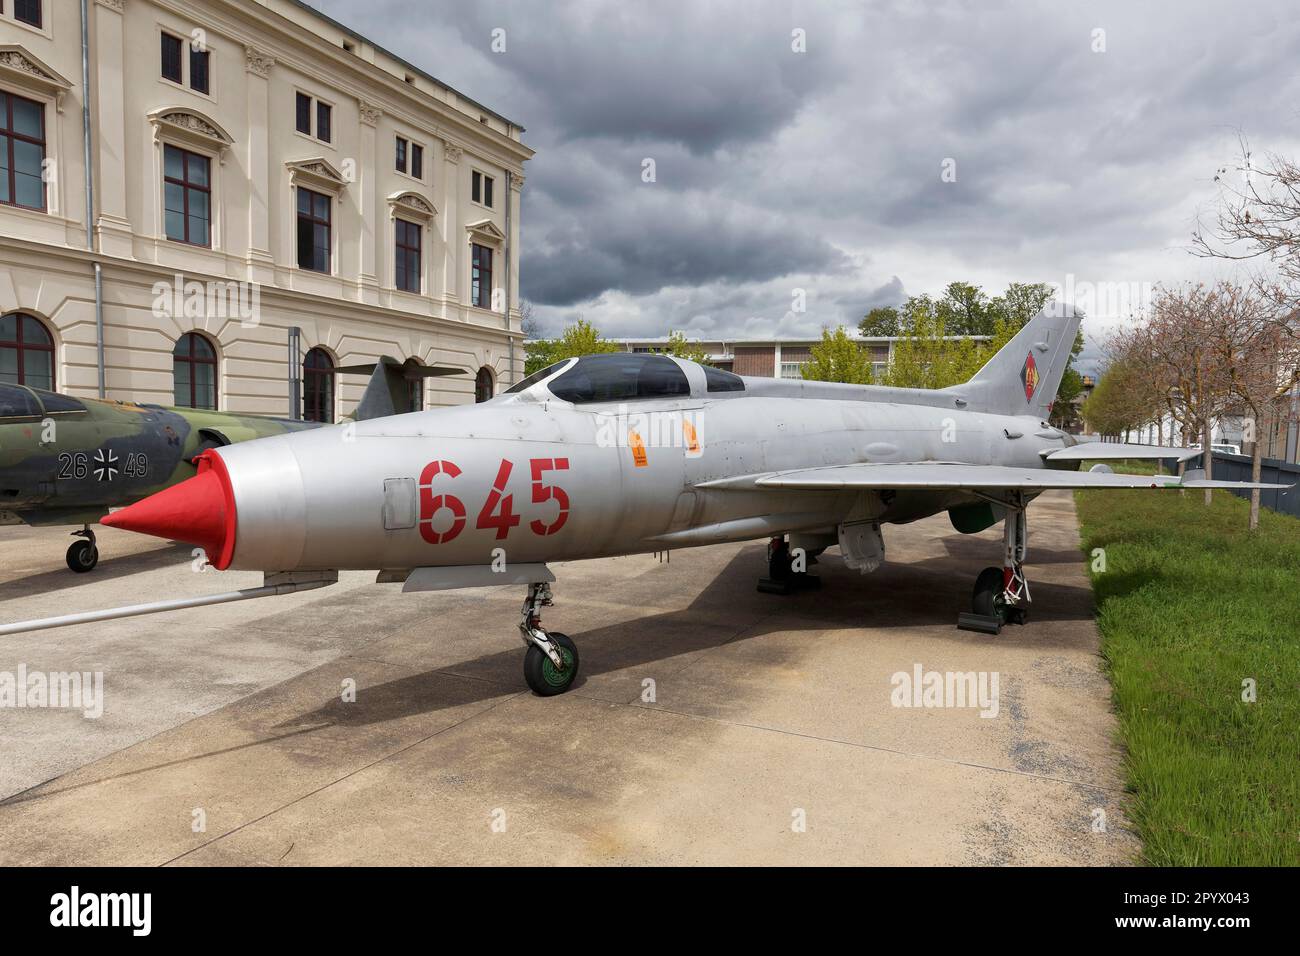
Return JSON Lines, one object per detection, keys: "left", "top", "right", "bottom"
{"left": 1021, "top": 352, "right": 1039, "bottom": 402}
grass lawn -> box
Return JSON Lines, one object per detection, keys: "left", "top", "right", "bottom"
{"left": 1074, "top": 480, "right": 1300, "bottom": 865}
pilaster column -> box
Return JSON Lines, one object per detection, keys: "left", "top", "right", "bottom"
{"left": 93, "top": 0, "right": 132, "bottom": 256}
{"left": 442, "top": 143, "right": 462, "bottom": 305}
{"left": 358, "top": 101, "right": 382, "bottom": 304}
{"left": 245, "top": 47, "right": 275, "bottom": 283}
{"left": 508, "top": 174, "right": 523, "bottom": 332}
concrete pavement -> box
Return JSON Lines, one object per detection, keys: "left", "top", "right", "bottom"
{"left": 0, "top": 491, "right": 1138, "bottom": 865}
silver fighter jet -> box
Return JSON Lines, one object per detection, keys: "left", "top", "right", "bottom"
{"left": 8, "top": 305, "right": 1287, "bottom": 695}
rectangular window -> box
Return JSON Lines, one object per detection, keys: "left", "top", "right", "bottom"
{"left": 0, "top": 91, "right": 47, "bottom": 211}
{"left": 296, "top": 187, "right": 331, "bottom": 273}
{"left": 295, "top": 92, "right": 311, "bottom": 135}
{"left": 189, "top": 46, "right": 210, "bottom": 95}
{"left": 471, "top": 242, "right": 493, "bottom": 309}
{"left": 161, "top": 33, "right": 184, "bottom": 84}
{"left": 316, "top": 101, "right": 331, "bottom": 143}
{"left": 395, "top": 219, "right": 421, "bottom": 293}
{"left": 411, "top": 143, "right": 423, "bottom": 180}
{"left": 472, "top": 170, "right": 495, "bottom": 207}
{"left": 163, "top": 144, "right": 211, "bottom": 246}
{"left": 15, "top": 0, "right": 42, "bottom": 28}
{"left": 395, "top": 137, "right": 407, "bottom": 173}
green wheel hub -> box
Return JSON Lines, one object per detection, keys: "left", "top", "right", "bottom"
{"left": 541, "top": 645, "right": 575, "bottom": 687}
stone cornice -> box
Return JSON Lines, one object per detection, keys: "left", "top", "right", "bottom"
{"left": 158, "top": 0, "right": 533, "bottom": 168}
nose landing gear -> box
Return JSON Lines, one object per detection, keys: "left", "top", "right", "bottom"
{"left": 757, "top": 535, "right": 822, "bottom": 594}
{"left": 66, "top": 526, "right": 99, "bottom": 573}
{"left": 519, "top": 581, "right": 580, "bottom": 696}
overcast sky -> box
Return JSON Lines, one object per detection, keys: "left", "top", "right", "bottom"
{"left": 311, "top": 0, "right": 1300, "bottom": 370}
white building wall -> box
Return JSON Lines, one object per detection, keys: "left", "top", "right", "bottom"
{"left": 0, "top": 0, "right": 531, "bottom": 415}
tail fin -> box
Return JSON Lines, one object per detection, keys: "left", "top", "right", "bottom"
{"left": 946, "top": 303, "right": 1080, "bottom": 418}
{"left": 339, "top": 356, "right": 465, "bottom": 421}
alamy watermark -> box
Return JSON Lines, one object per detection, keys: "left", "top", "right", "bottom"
{"left": 594, "top": 404, "right": 705, "bottom": 456}
{"left": 0, "top": 665, "right": 103, "bottom": 718}
{"left": 890, "top": 663, "right": 999, "bottom": 718}
{"left": 152, "top": 273, "right": 261, "bottom": 328}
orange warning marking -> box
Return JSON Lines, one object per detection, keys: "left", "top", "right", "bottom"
{"left": 683, "top": 420, "right": 700, "bottom": 454}
{"left": 629, "top": 430, "right": 648, "bottom": 468}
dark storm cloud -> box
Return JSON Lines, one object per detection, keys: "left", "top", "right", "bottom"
{"left": 312, "top": 0, "right": 1300, "bottom": 336}
{"left": 524, "top": 191, "right": 852, "bottom": 306}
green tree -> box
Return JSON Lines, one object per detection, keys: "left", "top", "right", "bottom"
{"left": 524, "top": 315, "right": 620, "bottom": 375}
{"left": 858, "top": 306, "right": 901, "bottom": 337}
{"left": 1050, "top": 366, "right": 1084, "bottom": 430}
{"left": 937, "top": 281, "right": 994, "bottom": 335}
{"left": 882, "top": 307, "right": 986, "bottom": 389}
{"left": 523, "top": 340, "right": 558, "bottom": 376}
{"left": 659, "top": 330, "right": 711, "bottom": 365}
{"left": 1081, "top": 360, "right": 1146, "bottom": 438}
{"left": 801, "top": 326, "right": 874, "bottom": 384}
{"left": 989, "top": 282, "right": 1055, "bottom": 327}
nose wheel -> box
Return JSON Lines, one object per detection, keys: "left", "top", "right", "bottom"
{"left": 757, "top": 535, "right": 822, "bottom": 594}
{"left": 66, "top": 526, "right": 99, "bottom": 573}
{"left": 519, "top": 582, "right": 580, "bottom": 696}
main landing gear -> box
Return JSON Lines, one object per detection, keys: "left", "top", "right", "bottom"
{"left": 66, "top": 525, "right": 99, "bottom": 573}
{"left": 519, "top": 581, "right": 580, "bottom": 696}
{"left": 958, "top": 497, "right": 1030, "bottom": 635}
{"left": 757, "top": 535, "right": 823, "bottom": 595}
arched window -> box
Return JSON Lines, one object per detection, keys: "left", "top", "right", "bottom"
{"left": 173, "top": 332, "right": 217, "bottom": 409}
{"left": 406, "top": 369, "right": 424, "bottom": 413}
{"left": 303, "top": 347, "right": 334, "bottom": 423}
{"left": 475, "top": 366, "right": 495, "bottom": 403}
{"left": 0, "top": 313, "right": 55, "bottom": 389}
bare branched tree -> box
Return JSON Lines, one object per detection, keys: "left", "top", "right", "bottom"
{"left": 1204, "top": 285, "right": 1300, "bottom": 528}
{"left": 1192, "top": 136, "right": 1300, "bottom": 295}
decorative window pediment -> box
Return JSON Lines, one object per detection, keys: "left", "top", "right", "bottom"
{"left": 466, "top": 218, "right": 506, "bottom": 245}
{"left": 0, "top": 45, "right": 73, "bottom": 111}
{"left": 148, "top": 107, "right": 234, "bottom": 153}
{"left": 388, "top": 190, "right": 436, "bottom": 221}
{"left": 286, "top": 157, "right": 348, "bottom": 194}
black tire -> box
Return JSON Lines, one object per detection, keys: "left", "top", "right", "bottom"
{"left": 523, "top": 632, "right": 579, "bottom": 696}
{"left": 767, "top": 538, "right": 791, "bottom": 580}
{"left": 66, "top": 540, "right": 99, "bottom": 573}
{"left": 972, "top": 566, "right": 1005, "bottom": 621}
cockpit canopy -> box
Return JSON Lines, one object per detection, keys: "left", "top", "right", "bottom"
{"left": 506, "top": 353, "right": 744, "bottom": 404}
{"left": 0, "top": 383, "right": 87, "bottom": 419}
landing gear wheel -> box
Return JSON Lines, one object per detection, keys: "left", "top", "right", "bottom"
{"left": 523, "top": 632, "right": 579, "bottom": 697}
{"left": 66, "top": 539, "right": 99, "bottom": 573}
{"left": 767, "top": 537, "right": 792, "bottom": 580}
{"left": 972, "top": 566, "right": 1006, "bottom": 622}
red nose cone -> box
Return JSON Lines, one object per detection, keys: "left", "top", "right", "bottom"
{"left": 102, "top": 450, "right": 237, "bottom": 569}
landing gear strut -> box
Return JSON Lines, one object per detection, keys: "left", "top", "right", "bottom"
{"left": 757, "top": 535, "right": 822, "bottom": 594}
{"left": 958, "top": 497, "right": 1030, "bottom": 634}
{"left": 518, "top": 581, "right": 580, "bottom": 696}
{"left": 66, "top": 526, "right": 99, "bottom": 573}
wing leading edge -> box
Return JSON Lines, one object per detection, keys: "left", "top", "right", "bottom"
{"left": 697, "top": 462, "right": 1291, "bottom": 492}
{"left": 1041, "top": 442, "right": 1200, "bottom": 462}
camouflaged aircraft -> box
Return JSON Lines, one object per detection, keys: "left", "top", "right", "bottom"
{"left": 3, "top": 305, "right": 1289, "bottom": 697}
{"left": 0, "top": 357, "right": 458, "bottom": 571}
